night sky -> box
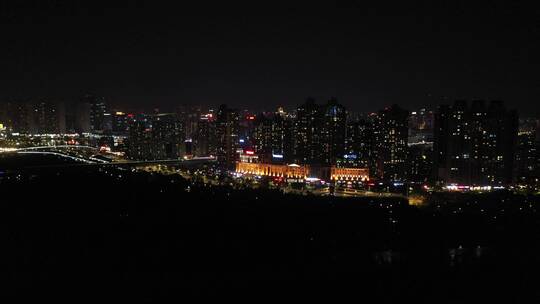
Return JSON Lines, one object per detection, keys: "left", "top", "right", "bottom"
{"left": 1, "top": 2, "right": 539, "bottom": 114}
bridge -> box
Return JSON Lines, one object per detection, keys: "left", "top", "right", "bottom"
{"left": 8, "top": 145, "right": 99, "bottom": 152}
{"left": 16, "top": 151, "right": 108, "bottom": 164}
{"left": 1, "top": 145, "right": 216, "bottom": 168}
{"left": 3, "top": 145, "right": 109, "bottom": 164}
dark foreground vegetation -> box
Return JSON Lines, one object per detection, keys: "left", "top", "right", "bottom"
{"left": 2, "top": 163, "right": 540, "bottom": 302}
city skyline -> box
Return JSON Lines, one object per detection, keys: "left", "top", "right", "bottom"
{"left": 2, "top": 95, "right": 534, "bottom": 189}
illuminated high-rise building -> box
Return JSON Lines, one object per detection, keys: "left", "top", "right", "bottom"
{"left": 216, "top": 104, "right": 239, "bottom": 167}
{"left": 253, "top": 113, "right": 273, "bottom": 163}
{"left": 408, "top": 108, "right": 434, "bottom": 144}
{"left": 151, "top": 113, "right": 184, "bottom": 160}
{"left": 407, "top": 108, "right": 435, "bottom": 183}
{"left": 514, "top": 122, "right": 539, "bottom": 186}
{"left": 434, "top": 100, "right": 518, "bottom": 185}
{"left": 33, "top": 100, "right": 60, "bottom": 134}
{"left": 127, "top": 120, "right": 153, "bottom": 160}
{"left": 102, "top": 113, "right": 113, "bottom": 133}
{"left": 194, "top": 112, "right": 217, "bottom": 157}
{"left": 342, "top": 119, "right": 375, "bottom": 170}
{"left": 238, "top": 111, "right": 256, "bottom": 150}
{"left": 83, "top": 94, "right": 108, "bottom": 133}
{"left": 4, "top": 100, "right": 31, "bottom": 133}
{"left": 408, "top": 144, "right": 433, "bottom": 183}
{"left": 320, "top": 98, "right": 347, "bottom": 165}
{"left": 373, "top": 104, "right": 409, "bottom": 181}
{"left": 177, "top": 105, "right": 202, "bottom": 141}
{"left": 112, "top": 111, "right": 129, "bottom": 134}
{"left": 127, "top": 113, "right": 183, "bottom": 160}
{"left": 293, "top": 98, "right": 322, "bottom": 164}
{"left": 270, "top": 108, "right": 294, "bottom": 163}
{"left": 292, "top": 98, "right": 348, "bottom": 166}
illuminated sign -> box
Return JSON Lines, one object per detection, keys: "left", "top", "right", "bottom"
{"left": 239, "top": 139, "right": 245, "bottom": 143}
{"left": 343, "top": 154, "right": 357, "bottom": 159}
{"left": 245, "top": 150, "right": 255, "bottom": 155}
{"left": 272, "top": 154, "right": 284, "bottom": 159}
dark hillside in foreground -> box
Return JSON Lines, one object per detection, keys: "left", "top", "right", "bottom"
{"left": 2, "top": 166, "right": 540, "bottom": 302}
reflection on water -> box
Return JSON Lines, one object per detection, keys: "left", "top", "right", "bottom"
{"left": 374, "top": 250, "right": 400, "bottom": 265}
{"left": 475, "top": 245, "right": 486, "bottom": 258}
{"left": 449, "top": 245, "right": 489, "bottom": 266}
{"left": 449, "top": 246, "right": 466, "bottom": 266}
{"left": 372, "top": 245, "right": 490, "bottom": 266}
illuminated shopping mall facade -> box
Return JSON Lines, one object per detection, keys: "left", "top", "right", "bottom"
{"left": 235, "top": 162, "right": 369, "bottom": 182}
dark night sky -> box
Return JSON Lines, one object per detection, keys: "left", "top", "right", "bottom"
{"left": 1, "top": 1, "right": 539, "bottom": 114}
